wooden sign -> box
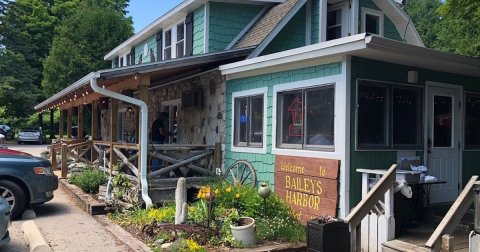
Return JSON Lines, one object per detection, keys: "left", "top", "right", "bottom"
{"left": 275, "top": 156, "right": 340, "bottom": 222}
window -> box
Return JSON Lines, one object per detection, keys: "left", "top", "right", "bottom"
{"left": 176, "top": 23, "right": 185, "bottom": 58}
{"left": 277, "top": 85, "right": 335, "bottom": 150}
{"left": 326, "top": 2, "right": 348, "bottom": 41}
{"left": 164, "top": 29, "right": 172, "bottom": 60}
{"left": 465, "top": 92, "right": 480, "bottom": 149}
{"left": 357, "top": 80, "right": 423, "bottom": 149}
{"left": 234, "top": 95, "right": 264, "bottom": 147}
{"left": 361, "top": 8, "right": 384, "bottom": 36}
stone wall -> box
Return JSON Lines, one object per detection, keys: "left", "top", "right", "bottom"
{"left": 148, "top": 70, "right": 226, "bottom": 145}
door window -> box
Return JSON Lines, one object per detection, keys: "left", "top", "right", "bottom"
{"left": 433, "top": 95, "right": 453, "bottom": 147}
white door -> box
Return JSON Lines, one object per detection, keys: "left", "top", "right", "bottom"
{"left": 426, "top": 84, "right": 462, "bottom": 204}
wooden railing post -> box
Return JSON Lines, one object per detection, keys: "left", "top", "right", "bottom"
{"left": 61, "top": 143, "right": 68, "bottom": 178}
{"left": 51, "top": 147, "right": 57, "bottom": 171}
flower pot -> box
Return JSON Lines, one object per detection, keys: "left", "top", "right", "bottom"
{"left": 230, "top": 217, "right": 257, "bottom": 246}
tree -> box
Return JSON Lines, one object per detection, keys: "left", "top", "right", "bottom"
{"left": 436, "top": 0, "right": 480, "bottom": 57}
{"left": 403, "top": 0, "right": 442, "bottom": 49}
{"left": 42, "top": 5, "right": 133, "bottom": 96}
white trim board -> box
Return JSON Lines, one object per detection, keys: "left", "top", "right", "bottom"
{"left": 361, "top": 7, "right": 384, "bottom": 36}
{"left": 230, "top": 87, "right": 268, "bottom": 154}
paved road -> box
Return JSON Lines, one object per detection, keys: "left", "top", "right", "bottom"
{"left": 2, "top": 144, "right": 133, "bottom": 252}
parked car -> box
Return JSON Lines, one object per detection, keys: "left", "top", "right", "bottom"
{"left": 0, "top": 197, "right": 10, "bottom": 246}
{"left": 0, "top": 125, "right": 14, "bottom": 140}
{"left": 17, "top": 128, "right": 43, "bottom": 144}
{"left": 0, "top": 152, "right": 58, "bottom": 218}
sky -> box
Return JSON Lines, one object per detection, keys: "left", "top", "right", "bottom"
{"left": 127, "top": 0, "right": 184, "bottom": 33}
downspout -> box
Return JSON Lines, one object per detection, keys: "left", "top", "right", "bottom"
{"left": 90, "top": 72, "right": 153, "bottom": 208}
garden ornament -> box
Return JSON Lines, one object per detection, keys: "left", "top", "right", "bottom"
{"left": 175, "top": 177, "right": 188, "bottom": 224}
{"left": 258, "top": 182, "right": 271, "bottom": 217}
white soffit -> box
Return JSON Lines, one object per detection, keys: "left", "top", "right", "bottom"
{"left": 221, "top": 34, "right": 480, "bottom": 80}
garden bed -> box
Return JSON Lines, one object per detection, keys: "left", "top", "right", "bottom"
{"left": 108, "top": 180, "right": 307, "bottom": 251}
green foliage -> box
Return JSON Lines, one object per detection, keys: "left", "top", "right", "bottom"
{"left": 112, "top": 173, "right": 132, "bottom": 199}
{"left": 109, "top": 204, "right": 176, "bottom": 229}
{"left": 168, "top": 238, "right": 207, "bottom": 252}
{"left": 69, "top": 168, "right": 107, "bottom": 193}
{"left": 42, "top": 4, "right": 133, "bottom": 96}
{"left": 256, "top": 216, "right": 305, "bottom": 242}
{"left": 403, "top": 0, "right": 442, "bottom": 48}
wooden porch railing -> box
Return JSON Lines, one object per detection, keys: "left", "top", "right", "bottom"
{"left": 91, "top": 141, "right": 140, "bottom": 183}
{"left": 345, "top": 164, "right": 397, "bottom": 252}
{"left": 421, "top": 176, "right": 479, "bottom": 251}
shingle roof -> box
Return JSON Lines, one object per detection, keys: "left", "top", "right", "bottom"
{"left": 234, "top": 0, "right": 300, "bottom": 49}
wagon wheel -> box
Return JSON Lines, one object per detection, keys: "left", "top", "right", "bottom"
{"left": 223, "top": 160, "right": 257, "bottom": 187}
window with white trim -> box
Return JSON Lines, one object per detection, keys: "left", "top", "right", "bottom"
{"left": 233, "top": 95, "right": 264, "bottom": 147}
{"left": 326, "top": 2, "right": 349, "bottom": 41}
{"left": 164, "top": 29, "right": 172, "bottom": 60}
{"left": 465, "top": 92, "right": 480, "bottom": 149}
{"left": 361, "top": 8, "right": 384, "bottom": 36}
{"left": 277, "top": 85, "right": 335, "bottom": 150}
{"left": 176, "top": 23, "right": 185, "bottom": 58}
{"left": 356, "top": 80, "right": 423, "bottom": 149}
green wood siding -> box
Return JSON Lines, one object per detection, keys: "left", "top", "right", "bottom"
{"left": 225, "top": 62, "right": 342, "bottom": 187}
{"left": 261, "top": 6, "right": 307, "bottom": 56}
{"left": 208, "top": 2, "right": 263, "bottom": 53}
{"left": 134, "top": 35, "right": 157, "bottom": 64}
{"left": 193, "top": 6, "right": 205, "bottom": 55}
{"left": 359, "top": 0, "right": 403, "bottom": 42}
{"left": 311, "top": 0, "right": 320, "bottom": 44}
{"left": 349, "top": 57, "right": 480, "bottom": 207}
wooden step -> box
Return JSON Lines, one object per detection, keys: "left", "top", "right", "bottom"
{"left": 382, "top": 240, "right": 431, "bottom": 252}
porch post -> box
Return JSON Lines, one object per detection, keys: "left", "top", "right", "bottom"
{"left": 67, "top": 107, "right": 72, "bottom": 139}
{"left": 138, "top": 74, "right": 150, "bottom": 186}
{"left": 78, "top": 105, "right": 84, "bottom": 139}
{"left": 59, "top": 109, "right": 64, "bottom": 139}
{"left": 91, "top": 100, "right": 98, "bottom": 162}
{"left": 50, "top": 109, "right": 55, "bottom": 139}
{"left": 38, "top": 112, "right": 43, "bottom": 131}
{"left": 109, "top": 99, "right": 118, "bottom": 168}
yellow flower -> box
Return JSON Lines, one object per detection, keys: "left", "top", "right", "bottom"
{"left": 186, "top": 239, "right": 203, "bottom": 251}
{"left": 235, "top": 193, "right": 240, "bottom": 199}
{"left": 197, "top": 186, "right": 211, "bottom": 200}
{"left": 226, "top": 187, "right": 231, "bottom": 193}
{"left": 214, "top": 189, "right": 219, "bottom": 195}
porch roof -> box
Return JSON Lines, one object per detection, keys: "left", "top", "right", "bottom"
{"left": 35, "top": 47, "right": 253, "bottom": 111}
{"left": 220, "top": 34, "right": 480, "bottom": 80}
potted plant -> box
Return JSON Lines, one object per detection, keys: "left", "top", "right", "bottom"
{"left": 227, "top": 209, "right": 257, "bottom": 246}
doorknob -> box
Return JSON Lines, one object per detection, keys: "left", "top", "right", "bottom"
{"left": 427, "top": 137, "right": 432, "bottom": 154}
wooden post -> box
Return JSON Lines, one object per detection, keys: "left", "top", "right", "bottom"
{"left": 50, "top": 109, "right": 55, "bottom": 139}
{"left": 51, "top": 147, "right": 57, "bottom": 170}
{"left": 441, "top": 234, "right": 454, "bottom": 252}
{"left": 110, "top": 100, "right": 118, "bottom": 168}
{"left": 59, "top": 109, "right": 64, "bottom": 139}
{"left": 61, "top": 143, "right": 68, "bottom": 178}
{"left": 137, "top": 74, "right": 150, "bottom": 186}
{"left": 91, "top": 101, "right": 98, "bottom": 162}
{"left": 67, "top": 107, "right": 73, "bottom": 139}
{"left": 78, "top": 105, "right": 84, "bottom": 139}
{"left": 214, "top": 142, "right": 221, "bottom": 173}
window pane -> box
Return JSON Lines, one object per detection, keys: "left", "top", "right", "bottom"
{"left": 433, "top": 95, "right": 452, "bottom": 147}
{"left": 465, "top": 93, "right": 480, "bottom": 148}
{"left": 176, "top": 41, "right": 184, "bottom": 58}
{"left": 365, "top": 14, "right": 380, "bottom": 34}
{"left": 393, "top": 87, "right": 422, "bottom": 146}
{"left": 279, "top": 91, "right": 303, "bottom": 145}
{"left": 306, "top": 87, "right": 334, "bottom": 146}
{"left": 327, "top": 10, "right": 341, "bottom": 26}
{"left": 177, "top": 24, "right": 184, "bottom": 41}
{"left": 327, "top": 27, "right": 342, "bottom": 41}
{"left": 164, "top": 48, "right": 171, "bottom": 60}
{"left": 249, "top": 96, "right": 263, "bottom": 144}
{"left": 165, "top": 30, "right": 172, "bottom": 47}
{"left": 234, "top": 98, "right": 248, "bottom": 145}
{"left": 358, "top": 84, "right": 387, "bottom": 146}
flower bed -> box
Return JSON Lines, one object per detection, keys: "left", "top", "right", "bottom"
{"left": 109, "top": 180, "right": 306, "bottom": 251}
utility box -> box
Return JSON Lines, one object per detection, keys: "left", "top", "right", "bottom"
{"left": 306, "top": 218, "right": 350, "bottom": 252}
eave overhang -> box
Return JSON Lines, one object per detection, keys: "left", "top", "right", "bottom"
{"left": 36, "top": 47, "right": 254, "bottom": 111}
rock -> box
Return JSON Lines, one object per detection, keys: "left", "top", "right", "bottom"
{"left": 160, "top": 242, "right": 172, "bottom": 249}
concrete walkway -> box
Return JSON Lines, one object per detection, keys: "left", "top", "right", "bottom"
{"left": 5, "top": 144, "right": 135, "bottom": 252}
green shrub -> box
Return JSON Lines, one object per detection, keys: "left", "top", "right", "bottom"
{"left": 69, "top": 168, "right": 107, "bottom": 194}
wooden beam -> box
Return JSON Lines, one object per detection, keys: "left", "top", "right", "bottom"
{"left": 78, "top": 105, "right": 84, "bottom": 139}
{"left": 137, "top": 74, "right": 150, "bottom": 186}
{"left": 51, "top": 147, "right": 57, "bottom": 171}
{"left": 425, "top": 176, "right": 479, "bottom": 248}
{"left": 59, "top": 109, "right": 64, "bottom": 138}
{"left": 61, "top": 143, "right": 68, "bottom": 178}
{"left": 49, "top": 109, "right": 55, "bottom": 139}
{"left": 91, "top": 101, "right": 98, "bottom": 162}
{"left": 441, "top": 235, "right": 454, "bottom": 252}
{"left": 109, "top": 99, "right": 118, "bottom": 169}
{"left": 67, "top": 107, "right": 73, "bottom": 139}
